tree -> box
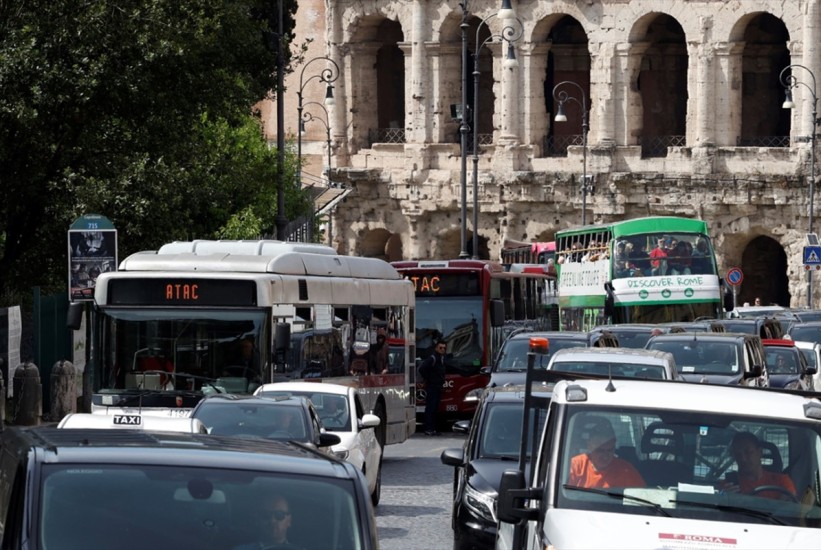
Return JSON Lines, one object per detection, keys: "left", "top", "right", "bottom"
{"left": 0, "top": 0, "right": 307, "bottom": 303}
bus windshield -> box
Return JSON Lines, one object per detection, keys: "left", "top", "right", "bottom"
{"left": 99, "top": 308, "right": 267, "bottom": 393}
{"left": 613, "top": 232, "right": 716, "bottom": 278}
{"left": 415, "top": 296, "right": 483, "bottom": 372}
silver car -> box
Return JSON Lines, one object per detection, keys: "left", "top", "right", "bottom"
{"left": 545, "top": 347, "right": 680, "bottom": 380}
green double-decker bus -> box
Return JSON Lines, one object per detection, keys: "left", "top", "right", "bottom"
{"left": 554, "top": 216, "right": 731, "bottom": 330}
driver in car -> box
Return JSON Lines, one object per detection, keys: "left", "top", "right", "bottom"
{"left": 720, "top": 431, "right": 797, "bottom": 500}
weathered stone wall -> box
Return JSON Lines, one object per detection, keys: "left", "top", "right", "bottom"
{"left": 269, "top": 0, "right": 821, "bottom": 307}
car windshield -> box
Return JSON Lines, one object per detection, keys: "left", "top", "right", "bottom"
{"left": 192, "top": 402, "right": 309, "bottom": 441}
{"left": 495, "top": 338, "right": 586, "bottom": 372}
{"left": 765, "top": 348, "right": 800, "bottom": 375}
{"left": 39, "top": 464, "right": 365, "bottom": 549}
{"left": 800, "top": 348, "right": 818, "bottom": 369}
{"left": 555, "top": 406, "right": 821, "bottom": 527}
{"left": 606, "top": 331, "right": 653, "bottom": 349}
{"left": 789, "top": 325, "right": 821, "bottom": 343}
{"left": 549, "top": 361, "right": 667, "bottom": 380}
{"left": 479, "top": 402, "right": 547, "bottom": 459}
{"left": 258, "top": 391, "right": 351, "bottom": 432}
{"left": 647, "top": 340, "right": 740, "bottom": 375}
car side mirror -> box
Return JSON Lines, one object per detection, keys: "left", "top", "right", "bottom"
{"left": 747, "top": 364, "right": 763, "bottom": 378}
{"left": 360, "top": 413, "right": 380, "bottom": 429}
{"left": 497, "top": 469, "right": 541, "bottom": 523}
{"left": 440, "top": 448, "right": 464, "bottom": 467}
{"left": 318, "top": 432, "right": 342, "bottom": 447}
{"left": 806, "top": 364, "right": 818, "bottom": 376}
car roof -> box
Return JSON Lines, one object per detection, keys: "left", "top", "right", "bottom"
{"left": 550, "top": 347, "right": 673, "bottom": 364}
{"left": 198, "top": 393, "right": 308, "bottom": 406}
{"left": 789, "top": 320, "right": 821, "bottom": 328}
{"left": 255, "top": 382, "right": 352, "bottom": 397}
{"left": 8, "top": 426, "right": 351, "bottom": 475}
{"left": 505, "top": 331, "right": 604, "bottom": 341}
{"left": 794, "top": 340, "right": 821, "bottom": 350}
{"left": 648, "top": 331, "right": 754, "bottom": 342}
{"left": 482, "top": 384, "right": 553, "bottom": 403}
{"left": 548, "top": 379, "right": 821, "bottom": 420}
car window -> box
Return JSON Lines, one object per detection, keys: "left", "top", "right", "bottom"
{"left": 550, "top": 361, "right": 667, "bottom": 379}
{"left": 766, "top": 348, "right": 800, "bottom": 374}
{"left": 789, "top": 325, "right": 821, "bottom": 344}
{"left": 193, "top": 403, "right": 309, "bottom": 441}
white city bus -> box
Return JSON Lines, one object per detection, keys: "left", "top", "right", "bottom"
{"left": 75, "top": 240, "right": 416, "bottom": 447}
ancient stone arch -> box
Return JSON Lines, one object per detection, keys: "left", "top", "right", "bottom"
{"left": 739, "top": 235, "right": 791, "bottom": 306}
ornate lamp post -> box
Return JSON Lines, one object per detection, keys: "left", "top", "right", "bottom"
{"left": 458, "top": 0, "right": 515, "bottom": 259}
{"left": 300, "top": 101, "right": 333, "bottom": 178}
{"left": 553, "top": 81, "right": 591, "bottom": 226}
{"left": 296, "top": 57, "right": 340, "bottom": 188}
{"left": 781, "top": 64, "right": 820, "bottom": 308}
{"left": 470, "top": 14, "right": 522, "bottom": 259}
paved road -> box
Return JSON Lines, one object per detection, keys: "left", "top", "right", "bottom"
{"left": 376, "top": 430, "right": 464, "bottom": 550}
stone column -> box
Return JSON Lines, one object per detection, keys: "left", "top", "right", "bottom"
{"left": 692, "top": 41, "right": 715, "bottom": 147}
{"left": 498, "top": 39, "right": 519, "bottom": 145}
{"left": 590, "top": 41, "right": 616, "bottom": 147}
{"left": 713, "top": 41, "right": 744, "bottom": 147}
{"left": 614, "top": 42, "right": 649, "bottom": 147}
{"left": 345, "top": 42, "right": 382, "bottom": 154}
{"left": 408, "top": 0, "right": 430, "bottom": 144}
{"left": 520, "top": 42, "right": 550, "bottom": 154}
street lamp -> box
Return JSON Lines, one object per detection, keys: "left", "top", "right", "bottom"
{"left": 553, "top": 80, "right": 591, "bottom": 226}
{"left": 470, "top": 14, "right": 522, "bottom": 259}
{"left": 781, "top": 64, "right": 820, "bottom": 308}
{"left": 458, "top": 0, "right": 515, "bottom": 259}
{"left": 300, "top": 101, "right": 333, "bottom": 179}
{"left": 296, "top": 57, "right": 340, "bottom": 188}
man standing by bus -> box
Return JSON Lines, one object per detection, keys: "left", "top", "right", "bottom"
{"left": 419, "top": 340, "right": 447, "bottom": 436}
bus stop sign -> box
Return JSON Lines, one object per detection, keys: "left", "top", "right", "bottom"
{"left": 726, "top": 267, "right": 743, "bottom": 286}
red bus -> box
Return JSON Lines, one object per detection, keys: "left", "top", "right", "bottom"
{"left": 391, "top": 259, "right": 556, "bottom": 421}
{"left": 500, "top": 240, "right": 557, "bottom": 266}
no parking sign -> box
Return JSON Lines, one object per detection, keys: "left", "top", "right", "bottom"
{"left": 726, "top": 267, "right": 743, "bottom": 287}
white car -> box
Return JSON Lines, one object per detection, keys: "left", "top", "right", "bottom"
{"left": 58, "top": 412, "right": 208, "bottom": 433}
{"left": 794, "top": 339, "right": 821, "bottom": 390}
{"left": 546, "top": 347, "right": 681, "bottom": 380}
{"left": 254, "top": 382, "right": 383, "bottom": 505}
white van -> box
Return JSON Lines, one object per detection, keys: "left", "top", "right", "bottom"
{"left": 58, "top": 412, "right": 208, "bottom": 433}
{"left": 497, "top": 379, "right": 821, "bottom": 549}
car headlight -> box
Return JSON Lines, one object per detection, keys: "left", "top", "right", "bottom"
{"left": 464, "top": 483, "right": 497, "bottom": 523}
{"left": 333, "top": 449, "right": 350, "bottom": 460}
{"left": 464, "top": 388, "right": 483, "bottom": 402}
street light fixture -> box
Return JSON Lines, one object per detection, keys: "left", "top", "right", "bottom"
{"left": 781, "top": 64, "right": 820, "bottom": 308}
{"left": 296, "top": 57, "right": 340, "bottom": 188}
{"left": 458, "top": 0, "right": 516, "bottom": 259}
{"left": 553, "top": 80, "right": 592, "bottom": 226}
{"left": 300, "top": 101, "right": 333, "bottom": 179}
{"left": 470, "top": 14, "right": 522, "bottom": 259}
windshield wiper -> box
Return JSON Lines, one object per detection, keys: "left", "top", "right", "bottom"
{"left": 674, "top": 498, "right": 787, "bottom": 526}
{"left": 563, "top": 484, "right": 673, "bottom": 517}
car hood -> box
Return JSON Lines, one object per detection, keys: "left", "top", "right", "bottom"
{"left": 487, "top": 372, "right": 529, "bottom": 388}
{"left": 466, "top": 457, "right": 523, "bottom": 494}
{"left": 767, "top": 374, "right": 801, "bottom": 388}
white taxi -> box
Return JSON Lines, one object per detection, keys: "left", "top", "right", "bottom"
{"left": 58, "top": 412, "right": 208, "bottom": 433}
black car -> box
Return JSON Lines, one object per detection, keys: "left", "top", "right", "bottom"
{"left": 714, "top": 317, "right": 784, "bottom": 339}
{"left": 591, "top": 323, "right": 676, "bottom": 349}
{"left": 0, "top": 426, "right": 377, "bottom": 549}
{"left": 440, "top": 385, "right": 551, "bottom": 550}
{"left": 762, "top": 338, "right": 816, "bottom": 390}
{"left": 645, "top": 332, "right": 769, "bottom": 387}
{"left": 788, "top": 320, "right": 821, "bottom": 345}
{"left": 190, "top": 393, "right": 340, "bottom": 452}
{"left": 484, "top": 330, "right": 619, "bottom": 387}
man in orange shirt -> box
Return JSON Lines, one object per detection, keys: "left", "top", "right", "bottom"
{"left": 721, "top": 431, "right": 796, "bottom": 500}
{"left": 568, "top": 421, "right": 645, "bottom": 489}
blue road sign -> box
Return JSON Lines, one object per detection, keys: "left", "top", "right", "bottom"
{"left": 726, "top": 267, "right": 743, "bottom": 286}
{"left": 804, "top": 245, "right": 821, "bottom": 265}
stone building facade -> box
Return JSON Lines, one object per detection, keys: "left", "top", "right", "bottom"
{"left": 261, "top": 0, "right": 821, "bottom": 308}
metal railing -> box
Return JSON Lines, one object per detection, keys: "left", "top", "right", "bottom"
{"left": 368, "top": 128, "right": 406, "bottom": 147}
{"left": 542, "top": 134, "right": 584, "bottom": 157}
{"left": 736, "top": 136, "right": 790, "bottom": 147}
{"left": 641, "top": 135, "right": 686, "bottom": 158}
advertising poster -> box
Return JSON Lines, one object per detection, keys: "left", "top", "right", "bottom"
{"left": 68, "top": 215, "right": 118, "bottom": 302}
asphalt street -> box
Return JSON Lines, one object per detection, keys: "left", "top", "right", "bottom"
{"left": 376, "top": 430, "right": 464, "bottom": 550}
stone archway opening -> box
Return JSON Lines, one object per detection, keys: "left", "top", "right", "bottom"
{"left": 740, "top": 235, "right": 790, "bottom": 306}
{"left": 360, "top": 228, "right": 398, "bottom": 261}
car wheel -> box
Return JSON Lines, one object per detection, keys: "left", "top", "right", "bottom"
{"left": 370, "top": 458, "right": 382, "bottom": 506}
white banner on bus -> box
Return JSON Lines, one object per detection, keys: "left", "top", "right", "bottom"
{"left": 558, "top": 260, "right": 609, "bottom": 296}
{"left": 613, "top": 274, "right": 720, "bottom": 303}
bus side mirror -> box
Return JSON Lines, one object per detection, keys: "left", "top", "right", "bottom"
{"left": 603, "top": 282, "right": 615, "bottom": 318}
{"left": 497, "top": 469, "right": 541, "bottom": 523}
{"left": 274, "top": 323, "right": 291, "bottom": 365}
{"left": 67, "top": 302, "right": 84, "bottom": 331}
{"left": 490, "top": 300, "right": 505, "bottom": 327}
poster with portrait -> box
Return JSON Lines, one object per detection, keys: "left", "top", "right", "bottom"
{"left": 68, "top": 215, "right": 118, "bottom": 302}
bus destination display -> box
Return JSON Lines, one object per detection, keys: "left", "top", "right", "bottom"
{"left": 406, "top": 272, "right": 480, "bottom": 296}
{"left": 107, "top": 279, "right": 257, "bottom": 307}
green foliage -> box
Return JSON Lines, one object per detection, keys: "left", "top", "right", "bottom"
{"left": 0, "top": 0, "right": 309, "bottom": 303}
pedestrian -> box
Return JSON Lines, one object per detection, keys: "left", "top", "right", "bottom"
{"left": 754, "top": 297, "right": 762, "bottom": 306}
{"left": 419, "top": 340, "right": 447, "bottom": 436}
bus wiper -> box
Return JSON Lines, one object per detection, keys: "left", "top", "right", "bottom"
{"left": 563, "top": 484, "right": 673, "bottom": 517}
{"left": 673, "top": 498, "right": 787, "bottom": 525}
